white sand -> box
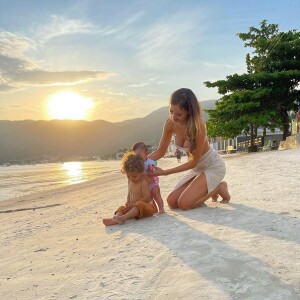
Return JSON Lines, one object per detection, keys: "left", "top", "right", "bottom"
{"left": 0, "top": 149, "right": 299, "bottom": 300}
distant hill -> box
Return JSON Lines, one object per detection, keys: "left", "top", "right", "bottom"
{"left": 0, "top": 100, "right": 216, "bottom": 163}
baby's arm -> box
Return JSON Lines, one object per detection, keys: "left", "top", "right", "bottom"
{"left": 125, "top": 191, "right": 130, "bottom": 206}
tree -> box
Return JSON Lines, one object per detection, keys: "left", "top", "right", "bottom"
{"left": 238, "top": 20, "right": 300, "bottom": 139}
{"left": 205, "top": 20, "right": 300, "bottom": 146}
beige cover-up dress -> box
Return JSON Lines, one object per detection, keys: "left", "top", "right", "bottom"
{"left": 172, "top": 146, "right": 226, "bottom": 194}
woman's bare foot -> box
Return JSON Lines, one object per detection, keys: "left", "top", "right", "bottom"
{"left": 103, "top": 217, "right": 124, "bottom": 226}
{"left": 193, "top": 202, "right": 207, "bottom": 208}
{"left": 211, "top": 194, "right": 219, "bottom": 202}
{"left": 218, "top": 181, "right": 231, "bottom": 203}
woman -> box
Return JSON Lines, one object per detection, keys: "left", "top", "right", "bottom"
{"left": 148, "top": 88, "right": 230, "bottom": 210}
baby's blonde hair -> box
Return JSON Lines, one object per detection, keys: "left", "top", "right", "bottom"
{"left": 121, "top": 151, "right": 144, "bottom": 174}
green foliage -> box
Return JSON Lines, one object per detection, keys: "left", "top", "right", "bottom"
{"left": 205, "top": 20, "right": 300, "bottom": 141}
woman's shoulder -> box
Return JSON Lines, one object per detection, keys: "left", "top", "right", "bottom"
{"left": 164, "top": 117, "right": 174, "bottom": 131}
{"left": 197, "top": 118, "right": 207, "bottom": 133}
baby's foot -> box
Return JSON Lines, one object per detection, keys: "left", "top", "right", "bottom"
{"left": 211, "top": 194, "right": 219, "bottom": 202}
{"left": 158, "top": 209, "right": 165, "bottom": 214}
{"left": 113, "top": 213, "right": 122, "bottom": 219}
{"left": 103, "top": 217, "right": 124, "bottom": 226}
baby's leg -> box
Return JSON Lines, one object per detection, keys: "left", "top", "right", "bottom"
{"left": 103, "top": 206, "right": 124, "bottom": 225}
{"left": 151, "top": 186, "right": 165, "bottom": 214}
{"left": 103, "top": 207, "right": 140, "bottom": 226}
{"left": 118, "top": 206, "right": 140, "bottom": 221}
{"left": 103, "top": 218, "right": 124, "bottom": 226}
{"left": 113, "top": 205, "right": 129, "bottom": 218}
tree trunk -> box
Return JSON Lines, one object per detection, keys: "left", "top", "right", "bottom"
{"left": 248, "top": 123, "right": 258, "bottom": 152}
{"left": 263, "top": 127, "right": 266, "bottom": 137}
{"left": 281, "top": 110, "right": 290, "bottom": 140}
{"left": 250, "top": 123, "right": 254, "bottom": 147}
{"left": 254, "top": 125, "right": 258, "bottom": 139}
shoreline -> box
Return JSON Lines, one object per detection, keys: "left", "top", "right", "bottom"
{"left": 0, "top": 152, "right": 248, "bottom": 204}
{"left": 0, "top": 148, "right": 293, "bottom": 210}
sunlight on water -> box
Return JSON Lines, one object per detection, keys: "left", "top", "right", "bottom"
{"left": 62, "top": 162, "right": 84, "bottom": 184}
{"left": 0, "top": 160, "right": 122, "bottom": 201}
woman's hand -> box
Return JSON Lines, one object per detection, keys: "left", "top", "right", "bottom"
{"left": 150, "top": 165, "right": 166, "bottom": 176}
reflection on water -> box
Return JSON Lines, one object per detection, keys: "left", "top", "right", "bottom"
{"left": 0, "top": 160, "right": 122, "bottom": 201}
{"left": 62, "top": 162, "right": 84, "bottom": 184}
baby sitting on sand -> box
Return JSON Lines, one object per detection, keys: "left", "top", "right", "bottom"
{"left": 103, "top": 152, "right": 157, "bottom": 226}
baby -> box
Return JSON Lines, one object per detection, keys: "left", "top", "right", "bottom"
{"left": 102, "top": 152, "right": 157, "bottom": 226}
{"left": 132, "top": 142, "right": 165, "bottom": 214}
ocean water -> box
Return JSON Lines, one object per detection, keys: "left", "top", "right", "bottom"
{"left": 0, "top": 160, "right": 121, "bottom": 201}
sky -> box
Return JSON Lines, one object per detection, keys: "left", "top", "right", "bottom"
{"left": 0, "top": 0, "right": 299, "bottom": 122}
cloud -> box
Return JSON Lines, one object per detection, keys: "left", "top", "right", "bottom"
{"left": 34, "top": 15, "right": 94, "bottom": 41}
{"left": 0, "top": 104, "right": 24, "bottom": 110}
{"left": 33, "top": 12, "right": 144, "bottom": 43}
{"left": 99, "top": 12, "right": 144, "bottom": 37}
{"left": 202, "top": 62, "right": 244, "bottom": 69}
{"left": 12, "top": 69, "right": 110, "bottom": 86}
{"left": 127, "top": 77, "right": 166, "bottom": 88}
{"left": 137, "top": 9, "right": 208, "bottom": 68}
{"left": 0, "top": 31, "right": 36, "bottom": 57}
{"left": 0, "top": 31, "right": 111, "bottom": 92}
{"left": 149, "top": 77, "right": 159, "bottom": 81}
{"left": 128, "top": 82, "right": 149, "bottom": 88}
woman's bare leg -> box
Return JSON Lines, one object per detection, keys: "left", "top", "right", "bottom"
{"left": 177, "top": 173, "right": 208, "bottom": 210}
{"left": 211, "top": 182, "right": 230, "bottom": 203}
{"left": 211, "top": 194, "right": 219, "bottom": 202}
{"left": 177, "top": 172, "right": 230, "bottom": 210}
{"left": 166, "top": 178, "right": 195, "bottom": 209}
{"left": 219, "top": 182, "right": 231, "bottom": 203}
{"left": 190, "top": 181, "right": 230, "bottom": 208}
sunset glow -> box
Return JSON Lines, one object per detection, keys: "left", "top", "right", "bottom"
{"left": 47, "top": 92, "right": 94, "bottom": 120}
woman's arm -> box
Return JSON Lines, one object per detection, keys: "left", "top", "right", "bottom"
{"left": 148, "top": 119, "right": 173, "bottom": 161}
{"left": 153, "top": 120, "right": 207, "bottom": 176}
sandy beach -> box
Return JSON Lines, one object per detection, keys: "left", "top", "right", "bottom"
{"left": 1, "top": 149, "right": 299, "bottom": 300}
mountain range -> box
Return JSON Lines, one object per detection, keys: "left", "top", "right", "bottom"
{"left": 0, "top": 100, "right": 216, "bottom": 163}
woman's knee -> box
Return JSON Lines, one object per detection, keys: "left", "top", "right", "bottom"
{"left": 166, "top": 193, "right": 178, "bottom": 209}
{"left": 177, "top": 198, "right": 191, "bottom": 211}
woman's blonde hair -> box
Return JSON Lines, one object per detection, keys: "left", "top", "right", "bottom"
{"left": 169, "top": 88, "right": 202, "bottom": 152}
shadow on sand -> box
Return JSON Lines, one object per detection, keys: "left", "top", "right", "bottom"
{"left": 105, "top": 206, "right": 299, "bottom": 299}
{"left": 175, "top": 202, "right": 300, "bottom": 244}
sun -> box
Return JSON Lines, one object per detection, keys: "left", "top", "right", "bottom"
{"left": 47, "top": 91, "right": 94, "bottom": 120}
